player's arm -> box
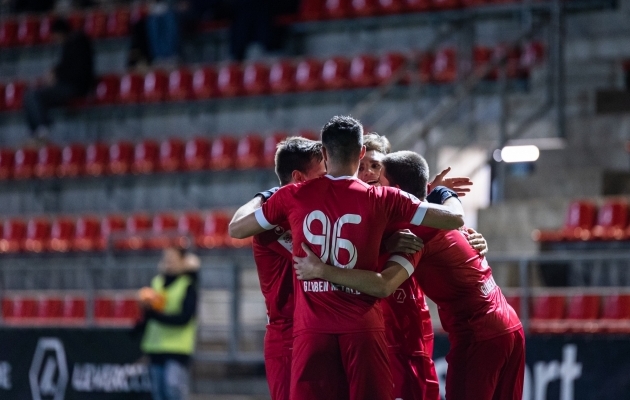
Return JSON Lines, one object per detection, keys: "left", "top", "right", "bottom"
{"left": 229, "top": 187, "right": 281, "bottom": 239}
{"left": 417, "top": 186, "right": 465, "bottom": 230}
{"left": 294, "top": 243, "right": 415, "bottom": 298}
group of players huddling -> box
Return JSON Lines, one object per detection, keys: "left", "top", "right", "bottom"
{"left": 229, "top": 116, "right": 524, "bottom": 400}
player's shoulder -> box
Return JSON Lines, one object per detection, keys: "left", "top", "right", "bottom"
{"left": 375, "top": 185, "right": 422, "bottom": 203}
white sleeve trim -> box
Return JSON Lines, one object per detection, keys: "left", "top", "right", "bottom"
{"left": 254, "top": 208, "right": 277, "bottom": 230}
{"left": 410, "top": 202, "right": 429, "bottom": 226}
{"left": 388, "top": 255, "right": 415, "bottom": 277}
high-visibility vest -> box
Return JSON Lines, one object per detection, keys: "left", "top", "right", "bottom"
{"left": 141, "top": 274, "right": 196, "bottom": 355}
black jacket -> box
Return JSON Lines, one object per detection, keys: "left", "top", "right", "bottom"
{"left": 54, "top": 32, "right": 95, "bottom": 95}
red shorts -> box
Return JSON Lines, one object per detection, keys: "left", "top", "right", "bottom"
{"left": 390, "top": 351, "right": 440, "bottom": 400}
{"left": 290, "top": 331, "right": 392, "bottom": 400}
{"left": 445, "top": 328, "right": 525, "bottom": 400}
{"left": 264, "top": 323, "right": 293, "bottom": 400}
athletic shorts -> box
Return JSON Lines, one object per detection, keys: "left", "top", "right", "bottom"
{"left": 264, "top": 323, "right": 293, "bottom": 400}
{"left": 290, "top": 331, "right": 392, "bottom": 400}
{"left": 390, "top": 351, "right": 440, "bottom": 400}
{"left": 445, "top": 327, "right": 525, "bottom": 400}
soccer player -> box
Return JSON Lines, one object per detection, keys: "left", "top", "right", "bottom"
{"left": 229, "top": 116, "right": 465, "bottom": 400}
{"left": 294, "top": 150, "right": 524, "bottom": 400}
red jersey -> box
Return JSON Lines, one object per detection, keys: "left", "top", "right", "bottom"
{"left": 257, "top": 175, "right": 428, "bottom": 335}
{"left": 408, "top": 228, "right": 522, "bottom": 344}
{"left": 252, "top": 220, "right": 294, "bottom": 325}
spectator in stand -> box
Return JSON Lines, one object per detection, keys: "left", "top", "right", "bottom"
{"left": 23, "top": 18, "right": 94, "bottom": 142}
{"left": 137, "top": 246, "right": 200, "bottom": 400}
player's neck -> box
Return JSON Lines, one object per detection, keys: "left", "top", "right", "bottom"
{"left": 326, "top": 162, "right": 358, "bottom": 178}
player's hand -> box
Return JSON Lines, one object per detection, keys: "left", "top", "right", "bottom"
{"left": 384, "top": 229, "right": 423, "bottom": 254}
{"left": 294, "top": 243, "right": 325, "bottom": 280}
{"left": 429, "top": 167, "right": 472, "bottom": 197}
{"left": 466, "top": 228, "right": 488, "bottom": 256}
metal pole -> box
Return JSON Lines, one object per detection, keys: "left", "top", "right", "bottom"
{"left": 228, "top": 263, "right": 241, "bottom": 362}
{"left": 519, "top": 259, "right": 530, "bottom": 333}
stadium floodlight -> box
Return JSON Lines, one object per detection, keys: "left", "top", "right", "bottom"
{"left": 499, "top": 145, "right": 540, "bottom": 163}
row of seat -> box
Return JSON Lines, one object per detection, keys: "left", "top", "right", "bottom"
{"left": 2, "top": 294, "right": 140, "bottom": 325}
{"left": 0, "top": 43, "right": 545, "bottom": 112}
{"left": 505, "top": 293, "right": 630, "bottom": 333}
{"left": 0, "top": 210, "right": 250, "bottom": 254}
{"left": 532, "top": 199, "right": 630, "bottom": 242}
{"left": 0, "top": 132, "right": 307, "bottom": 180}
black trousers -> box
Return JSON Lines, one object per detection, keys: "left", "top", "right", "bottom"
{"left": 24, "top": 83, "right": 80, "bottom": 135}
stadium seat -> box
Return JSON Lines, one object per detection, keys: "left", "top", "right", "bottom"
{"left": 404, "top": 0, "right": 432, "bottom": 11}
{"left": 473, "top": 46, "right": 493, "bottom": 79}
{"left": 322, "top": 57, "right": 350, "bottom": 90}
{"left": 0, "top": 219, "right": 27, "bottom": 253}
{"left": 24, "top": 218, "right": 51, "bottom": 253}
{"left": 84, "top": 9, "right": 108, "bottom": 39}
{"left": 192, "top": 67, "right": 218, "bottom": 99}
{"left": 13, "top": 147, "right": 38, "bottom": 180}
{"left": 38, "top": 297, "right": 63, "bottom": 320}
{"left": 116, "top": 213, "right": 152, "bottom": 250}
{"left": 106, "top": 7, "right": 131, "bottom": 37}
{"left": 112, "top": 296, "right": 140, "bottom": 321}
{"left": 590, "top": 199, "right": 628, "bottom": 240}
{"left": 62, "top": 296, "right": 87, "bottom": 321}
{"left": 95, "top": 74, "right": 120, "bottom": 105}
{"left": 132, "top": 139, "right": 160, "bottom": 174}
{"left": 349, "top": 54, "right": 377, "bottom": 88}
{"left": 67, "top": 12, "right": 85, "bottom": 33}
{"left": 352, "top": 0, "right": 381, "bottom": 16}
{"left": 0, "top": 19, "right": 18, "bottom": 47}
{"left": 4, "top": 81, "right": 26, "bottom": 111}
{"left": 48, "top": 217, "right": 75, "bottom": 252}
{"left": 533, "top": 200, "right": 597, "bottom": 242}
{"left": 235, "top": 135, "right": 264, "bottom": 169}
{"left": 0, "top": 82, "right": 4, "bottom": 111}
{"left": 196, "top": 212, "right": 230, "bottom": 249}
{"left": 376, "top": 53, "right": 407, "bottom": 85}
{"left": 243, "top": 63, "right": 270, "bottom": 96}
{"left": 0, "top": 148, "right": 15, "bottom": 179}
{"left": 492, "top": 44, "right": 522, "bottom": 79}
{"left": 217, "top": 64, "right": 244, "bottom": 97}
{"left": 377, "top": 0, "right": 407, "bottom": 14}
{"left": 85, "top": 142, "right": 110, "bottom": 176}
{"left": 418, "top": 51, "right": 434, "bottom": 83}
{"left": 146, "top": 213, "right": 178, "bottom": 250}
{"left": 601, "top": 294, "right": 630, "bottom": 333}
{"left": 168, "top": 68, "right": 193, "bottom": 101}
{"left": 178, "top": 212, "right": 204, "bottom": 248}
{"left": 530, "top": 295, "right": 566, "bottom": 333}
{"left": 269, "top": 60, "right": 296, "bottom": 93}
{"left": 565, "top": 294, "right": 600, "bottom": 332}
{"left": 34, "top": 144, "right": 62, "bottom": 179}
{"left": 433, "top": 47, "right": 457, "bottom": 83}
{"left": 17, "top": 16, "right": 39, "bottom": 46}
{"left": 159, "top": 138, "right": 185, "bottom": 172}
{"left": 4, "top": 296, "right": 37, "bottom": 320}
{"left": 143, "top": 70, "right": 169, "bottom": 102}
{"left": 58, "top": 143, "right": 86, "bottom": 177}
{"left": 73, "top": 215, "right": 102, "bottom": 252}
{"left": 263, "top": 133, "right": 288, "bottom": 168}
{"left": 295, "top": 59, "right": 323, "bottom": 92}
{"left": 432, "top": 0, "right": 460, "bottom": 9}
{"left": 99, "top": 215, "right": 126, "bottom": 251}
{"left": 324, "top": 0, "right": 353, "bottom": 19}
{"left": 300, "top": 0, "right": 325, "bottom": 20}
{"left": 119, "top": 72, "right": 144, "bottom": 103}
{"left": 108, "top": 141, "right": 135, "bottom": 175}
{"left": 94, "top": 297, "right": 114, "bottom": 320}
{"left": 520, "top": 41, "right": 545, "bottom": 77}
{"left": 297, "top": 130, "right": 319, "bottom": 141}
{"left": 209, "top": 136, "right": 238, "bottom": 170}
{"left": 38, "top": 15, "right": 53, "bottom": 44}
{"left": 184, "top": 137, "right": 211, "bottom": 171}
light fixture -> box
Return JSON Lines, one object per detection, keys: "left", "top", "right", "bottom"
{"left": 499, "top": 145, "right": 540, "bottom": 163}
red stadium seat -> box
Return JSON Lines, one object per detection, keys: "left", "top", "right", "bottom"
{"left": 243, "top": 63, "right": 270, "bottom": 96}
{"left": 0, "top": 82, "right": 5, "bottom": 111}
{"left": 0, "top": 148, "right": 15, "bottom": 179}
{"left": 473, "top": 46, "right": 493, "bottom": 79}
{"left": 84, "top": 10, "right": 108, "bottom": 38}
{"left": 433, "top": 47, "right": 457, "bottom": 83}
{"left": 143, "top": 70, "right": 169, "bottom": 102}
{"left": 73, "top": 215, "right": 102, "bottom": 252}
{"left": 184, "top": 137, "right": 211, "bottom": 171}
{"left": 99, "top": 215, "right": 126, "bottom": 251}
{"left": 112, "top": 297, "right": 140, "bottom": 321}
{"left": 404, "top": 0, "right": 432, "bottom": 11}
{"left": 85, "top": 142, "right": 110, "bottom": 176}
{"left": 13, "top": 147, "right": 38, "bottom": 180}
{"left": 269, "top": 60, "right": 296, "bottom": 93}
{"left": 322, "top": 57, "right": 350, "bottom": 90}
{"left": 119, "top": 73, "right": 144, "bottom": 103}
{"left": 146, "top": 213, "right": 178, "bottom": 250}
{"left": 168, "top": 68, "right": 193, "bottom": 101}
{"left": 132, "top": 139, "right": 160, "bottom": 174}
{"left": 35, "top": 144, "right": 62, "bottom": 179}
{"left": 0, "top": 219, "right": 26, "bottom": 253}
{"left": 492, "top": 44, "right": 522, "bottom": 79}
{"left": 217, "top": 64, "right": 244, "bottom": 97}
{"left": 67, "top": 12, "right": 85, "bottom": 33}
{"left": 118, "top": 213, "right": 153, "bottom": 250}
{"left": 376, "top": 53, "right": 407, "bottom": 85}
{"left": 17, "top": 16, "right": 39, "bottom": 46}
{"left": 4, "top": 81, "right": 26, "bottom": 111}
{"left": 108, "top": 141, "right": 135, "bottom": 175}
{"left": 58, "top": 143, "right": 86, "bottom": 177}
{"left": 48, "top": 217, "right": 75, "bottom": 252}
{"left": 417, "top": 51, "right": 434, "bottom": 83}
{"left": 533, "top": 200, "right": 598, "bottom": 242}
{"left": 324, "top": 0, "right": 353, "bottom": 19}
{"left": 601, "top": 294, "right": 630, "bottom": 333}
{"left": 300, "top": 0, "right": 325, "bottom": 20}
{"left": 520, "top": 41, "right": 545, "bottom": 72}
{"left": 295, "top": 59, "right": 323, "bottom": 92}
{"left": 263, "top": 133, "right": 288, "bottom": 168}
{"left": 106, "top": 8, "right": 131, "bottom": 37}
{"left": 352, "top": 0, "right": 380, "bottom": 16}
{"left": 95, "top": 74, "right": 120, "bottom": 105}
{"left": 0, "top": 19, "right": 18, "bottom": 47}
{"left": 196, "top": 212, "right": 230, "bottom": 249}
{"left": 159, "top": 138, "right": 185, "bottom": 172}
{"left": 192, "top": 67, "right": 218, "bottom": 99}
{"left": 235, "top": 134, "right": 264, "bottom": 169}
{"left": 349, "top": 54, "right": 377, "bottom": 88}
{"left": 178, "top": 212, "right": 204, "bottom": 246}
{"left": 378, "top": 0, "right": 407, "bottom": 14}
{"left": 4, "top": 296, "right": 37, "bottom": 320}
{"left": 95, "top": 297, "right": 114, "bottom": 320}
{"left": 565, "top": 294, "right": 600, "bottom": 332}
{"left": 298, "top": 130, "right": 319, "bottom": 141}
{"left": 432, "top": 0, "right": 460, "bottom": 9}
{"left": 38, "top": 297, "right": 63, "bottom": 319}
{"left": 591, "top": 199, "right": 628, "bottom": 240}
{"left": 209, "top": 136, "right": 238, "bottom": 170}
{"left": 530, "top": 295, "right": 565, "bottom": 333}
{"left": 24, "top": 218, "right": 51, "bottom": 253}
{"left": 62, "top": 296, "right": 86, "bottom": 321}
{"left": 39, "top": 15, "right": 53, "bottom": 44}
{"left": 461, "top": 0, "right": 485, "bottom": 6}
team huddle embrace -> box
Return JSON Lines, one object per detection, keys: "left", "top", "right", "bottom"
{"left": 229, "top": 116, "right": 524, "bottom": 400}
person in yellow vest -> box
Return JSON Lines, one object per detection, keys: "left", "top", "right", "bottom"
{"left": 137, "top": 246, "right": 199, "bottom": 400}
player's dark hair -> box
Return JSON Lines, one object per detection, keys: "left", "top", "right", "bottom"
{"left": 321, "top": 116, "right": 364, "bottom": 164}
{"left": 51, "top": 18, "right": 72, "bottom": 34}
{"left": 382, "top": 151, "right": 429, "bottom": 199}
{"left": 275, "top": 137, "right": 324, "bottom": 186}
{"left": 363, "top": 133, "right": 391, "bottom": 154}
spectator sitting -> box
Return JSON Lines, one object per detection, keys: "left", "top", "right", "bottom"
{"left": 23, "top": 17, "right": 95, "bottom": 142}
